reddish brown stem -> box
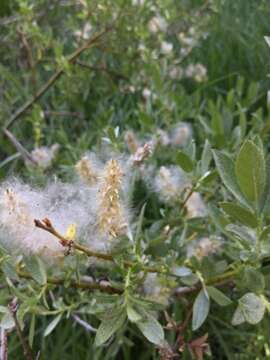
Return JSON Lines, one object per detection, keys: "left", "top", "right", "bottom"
{"left": 8, "top": 298, "right": 34, "bottom": 360}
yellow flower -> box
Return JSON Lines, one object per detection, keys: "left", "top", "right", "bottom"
{"left": 65, "top": 223, "right": 77, "bottom": 241}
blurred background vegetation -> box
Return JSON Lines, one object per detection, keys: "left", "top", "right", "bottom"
{"left": 1, "top": 0, "right": 270, "bottom": 358}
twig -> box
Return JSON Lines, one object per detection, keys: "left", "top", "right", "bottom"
{"left": 3, "top": 129, "right": 37, "bottom": 165}
{"left": 8, "top": 298, "right": 34, "bottom": 360}
{"left": 75, "top": 60, "right": 128, "bottom": 81}
{"left": 33, "top": 218, "right": 241, "bottom": 288}
{"left": 16, "top": 268, "right": 123, "bottom": 295}
{"left": 5, "top": 26, "right": 113, "bottom": 130}
{"left": 34, "top": 218, "right": 165, "bottom": 274}
{"left": 72, "top": 314, "right": 97, "bottom": 333}
{"left": 181, "top": 185, "right": 196, "bottom": 212}
{"left": 173, "top": 306, "right": 193, "bottom": 352}
{"left": 178, "top": 306, "right": 193, "bottom": 333}
{"left": 0, "top": 328, "right": 7, "bottom": 360}
{"left": 174, "top": 276, "right": 236, "bottom": 299}
{"left": 17, "top": 27, "right": 37, "bottom": 93}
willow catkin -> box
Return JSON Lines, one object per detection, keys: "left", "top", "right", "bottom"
{"left": 97, "top": 159, "right": 127, "bottom": 238}
{"left": 75, "top": 156, "right": 98, "bottom": 185}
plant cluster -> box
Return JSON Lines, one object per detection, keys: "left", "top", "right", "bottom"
{"left": 1, "top": 0, "right": 270, "bottom": 359}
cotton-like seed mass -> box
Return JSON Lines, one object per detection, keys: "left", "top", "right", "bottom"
{"left": 186, "top": 237, "right": 220, "bottom": 259}
{"left": 185, "top": 63, "right": 208, "bottom": 82}
{"left": 170, "top": 122, "right": 192, "bottom": 147}
{"left": 148, "top": 15, "right": 168, "bottom": 33}
{"left": 0, "top": 181, "right": 63, "bottom": 258}
{"left": 152, "top": 129, "right": 170, "bottom": 148}
{"left": 185, "top": 192, "right": 207, "bottom": 219}
{"left": 0, "top": 166, "right": 131, "bottom": 259}
{"left": 25, "top": 144, "right": 59, "bottom": 169}
{"left": 154, "top": 166, "right": 190, "bottom": 203}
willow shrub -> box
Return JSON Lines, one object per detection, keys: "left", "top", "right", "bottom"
{"left": 1, "top": 1, "right": 270, "bottom": 359}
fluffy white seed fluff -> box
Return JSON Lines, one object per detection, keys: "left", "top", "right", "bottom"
{"left": 152, "top": 129, "right": 170, "bottom": 148}
{"left": 185, "top": 63, "right": 208, "bottom": 82}
{"left": 74, "top": 22, "right": 93, "bottom": 40}
{"left": 160, "top": 41, "right": 173, "bottom": 55}
{"left": 154, "top": 166, "right": 190, "bottom": 203}
{"left": 186, "top": 237, "right": 220, "bottom": 259}
{"left": 170, "top": 122, "right": 193, "bottom": 147}
{"left": 25, "top": 144, "right": 59, "bottom": 169}
{"left": 0, "top": 164, "right": 131, "bottom": 259}
{"left": 148, "top": 15, "right": 168, "bottom": 33}
{"left": 185, "top": 192, "right": 207, "bottom": 219}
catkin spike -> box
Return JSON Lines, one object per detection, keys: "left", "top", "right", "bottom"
{"left": 97, "top": 159, "right": 127, "bottom": 238}
{"left": 75, "top": 156, "right": 98, "bottom": 185}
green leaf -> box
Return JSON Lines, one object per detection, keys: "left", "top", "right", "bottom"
{"left": 95, "top": 311, "right": 126, "bottom": 346}
{"left": 207, "top": 286, "right": 232, "bottom": 306}
{"left": 0, "top": 306, "right": 8, "bottom": 314}
{"left": 137, "top": 315, "right": 164, "bottom": 345}
{"left": 29, "top": 314, "right": 35, "bottom": 348}
{"left": 235, "top": 140, "right": 266, "bottom": 206}
{"left": 201, "top": 140, "right": 212, "bottom": 174}
{"left": 212, "top": 150, "right": 249, "bottom": 207}
{"left": 264, "top": 36, "right": 270, "bottom": 48}
{"left": 127, "top": 306, "right": 142, "bottom": 323}
{"left": 44, "top": 314, "right": 62, "bottom": 337}
{"left": 259, "top": 225, "right": 270, "bottom": 241}
{"left": 242, "top": 267, "right": 265, "bottom": 293}
{"left": 135, "top": 203, "right": 147, "bottom": 256}
{"left": 192, "top": 289, "right": 210, "bottom": 331}
{"left": 180, "top": 274, "right": 199, "bottom": 286}
{"left": 226, "top": 224, "right": 255, "bottom": 244}
{"left": 253, "top": 135, "right": 264, "bottom": 153}
{"left": 176, "top": 151, "right": 194, "bottom": 172}
{"left": 198, "top": 170, "right": 218, "bottom": 186}
{"left": 220, "top": 202, "right": 258, "bottom": 228}
{"left": 172, "top": 266, "right": 192, "bottom": 277}
{"left": 24, "top": 256, "right": 47, "bottom": 285}
{"left": 261, "top": 157, "right": 270, "bottom": 214}
{"left": 208, "top": 204, "right": 230, "bottom": 233}
{"left": 0, "top": 312, "right": 15, "bottom": 330}
{"left": 2, "top": 261, "right": 19, "bottom": 281}
{"left": 232, "top": 293, "right": 265, "bottom": 326}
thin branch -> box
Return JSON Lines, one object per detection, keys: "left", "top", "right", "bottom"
{"left": 72, "top": 314, "right": 97, "bottom": 333}
{"left": 75, "top": 60, "right": 129, "bottom": 81}
{"left": 17, "top": 27, "right": 37, "bottom": 93}
{"left": 8, "top": 298, "right": 34, "bottom": 360}
{"left": 3, "top": 129, "right": 37, "bottom": 165}
{"left": 181, "top": 185, "right": 196, "bottom": 210}
{"left": 0, "top": 328, "right": 7, "bottom": 360}
{"left": 34, "top": 218, "right": 164, "bottom": 274}
{"left": 16, "top": 268, "right": 123, "bottom": 295}
{"left": 174, "top": 276, "right": 236, "bottom": 299}
{"left": 5, "top": 26, "right": 113, "bottom": 130}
